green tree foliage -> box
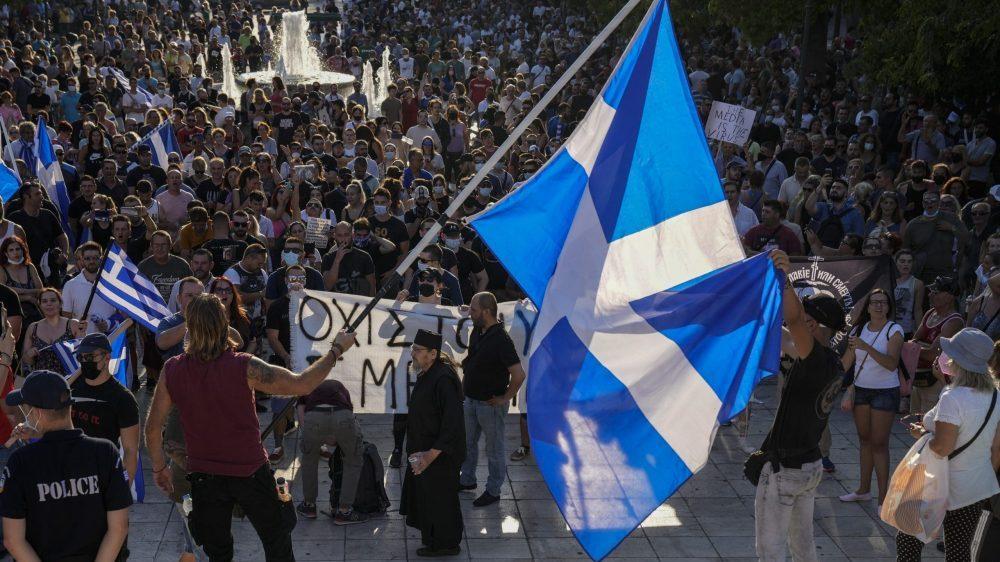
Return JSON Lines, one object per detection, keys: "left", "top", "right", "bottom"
{"left": 852, "top": 0, "right": 1000, "bottom": 103}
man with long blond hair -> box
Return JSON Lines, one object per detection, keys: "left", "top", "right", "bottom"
{"left": 144, "top": 293, "right": 356, "bottom": 561}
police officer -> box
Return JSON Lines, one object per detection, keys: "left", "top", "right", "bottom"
{"left": 0, "top": 370, "right": 132, "bottom": 561}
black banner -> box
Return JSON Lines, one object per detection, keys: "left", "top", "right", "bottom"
{"left": 788, "top": 255, "right": 895, "bottom": 347}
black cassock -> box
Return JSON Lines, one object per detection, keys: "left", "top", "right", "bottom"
{"left": 399, "top": 360, "right": 467, "bottom": 549}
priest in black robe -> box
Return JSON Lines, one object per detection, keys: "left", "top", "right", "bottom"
{"left": 399, "top": 329, "right": 467, "bottom": 557}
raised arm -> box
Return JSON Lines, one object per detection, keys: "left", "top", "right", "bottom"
{"left": 771, "top": 250, "right": 814, "bottom": 358}
{"left": 247, "top": 330, "right": 356, "bottom": 396}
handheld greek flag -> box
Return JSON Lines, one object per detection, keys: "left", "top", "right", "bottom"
{"left": 102, "top": 66, "right": 154, "bottom": 108}
{"left": 133, "top": 121, "right": 181, "bottom": 171}
{"left": 96, "top": 242, "right": 171, "bottom": 331}
{"left": 0, "top": 161, "right": 18, "bottom": 203}
{"left": 469, "top": 1, "right": 783, "bottom": 559}
{"left": 34, "top": 118, "right": 75, "bottom": 247}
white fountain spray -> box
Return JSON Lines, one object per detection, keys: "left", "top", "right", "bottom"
{"left": 197, "top": 50, "right": 208, "bottom": 76}
{"left": 221, "top": 43, "right": 241, "bottom": 108}
{"left": 239, "top": 10, "right": 355, "bottom": 87}
{"left": 374, "top": 47, "right": 391, "bottom": 112}
{"left": 361, "top": 61, "right": 378, "bottom": 117}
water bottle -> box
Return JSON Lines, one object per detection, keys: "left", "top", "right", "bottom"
{"left": 181, "top": 494, "right": 193, "bottom": 516}
{"left": 276, "top": 477, "right": 292, "bottom": 502}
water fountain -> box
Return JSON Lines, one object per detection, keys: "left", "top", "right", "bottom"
{"left": 374, "top": 47, "right": 391, "bottom": 112}
{"left": 197, "top": 51, "right": 208, "bottom": 75}
{"left": 240, "top": 10, "right": 354, "bottom": 87}
{"left": 250, "top": 13, "right": 260, "bottom": 43}
{"left": 221, "top": 43, "right": 241, "bottom": 108}
{"left": 361, "top": 61, "right": 379, "bottom": 117}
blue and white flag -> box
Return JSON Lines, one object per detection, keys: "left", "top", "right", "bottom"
{"left": 34, "top": 118, "right": 75, "bottom": 246}
{"left": 469, "top": 1, "right": 783, "bottom": 559}
{"left": 0, "top": 160, "right": 19, "bottom": 203}
{"left": 101, "top": 66, "right": 154, "bottom": 108}
{"left": 133, "top": 121, "right": 181, "bottom": 171}
{"left": 96, "top": 242, "right": 171, "bottom": 332}
{"left": 53, "top": 331, "right": 145, "bottom": 502}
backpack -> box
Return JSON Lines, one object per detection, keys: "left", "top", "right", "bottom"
{"left": 816, "top": 206, "right": 849, "bottom": 248}
{"left": 328, "top": 441, "right": 390, "bottom": 514}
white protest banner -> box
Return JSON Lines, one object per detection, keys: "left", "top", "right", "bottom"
{"left": 704, "top": 101, "right": 756, "bottom": 146}
{"left": 290, "top": 289, "right": 537, "bottom": 413}
{"left": 305, "top": 217, "right": 331, "bottom": 249}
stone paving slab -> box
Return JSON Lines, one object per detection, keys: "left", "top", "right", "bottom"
{"left": 16, "top": 379, "right": 943, "bottom": 561}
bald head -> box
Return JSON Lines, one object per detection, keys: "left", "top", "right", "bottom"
{"left": 471, "top": 291, "right": 498, "bottom": 320}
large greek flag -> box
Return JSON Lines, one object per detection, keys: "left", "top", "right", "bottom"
{"left": 133, "top": 121, "right": 181, "bottom": 171}
{"left": 469, "top": 1, "right": 783, "bottom": 559}
{"left": 34, "top": 118, "right": 74, "bottom": 246}
{"left": 95, "top": 242, "right": 171, "bottom": 331}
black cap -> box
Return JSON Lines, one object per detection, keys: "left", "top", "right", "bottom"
{"left": 442, "top": 222, "right": 462, "bottom": 236}
{"left": 413, "top": 329, "right": 442, "bottom": 351}
{"left": 6, "top": 370, "right": 72, "bottom": 410}
{"left": 76, "top": 333, "right": 111, "bottom": 355}
{"left": 929, "top": 276, "right": 958, "bottom": 295}
{"left": 136, "top": 144, "right": 152, "bottom": 154}
{"left": 801, "top": 294, "right": 846, "bottom": 332}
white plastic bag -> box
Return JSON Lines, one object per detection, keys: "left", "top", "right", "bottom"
{"left": 880, "top": 433, "right": 949, "bottom": 543}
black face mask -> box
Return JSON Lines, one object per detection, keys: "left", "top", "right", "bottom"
{"left": 81, "top": 359, "right": 102, "bottom": 380}
{"left": 822, "top": 147, "right": 836, "bottom": 156}
{"left": 418, "top": 283, "right": 436, "bottom": 297}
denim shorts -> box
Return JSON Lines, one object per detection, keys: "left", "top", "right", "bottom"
{"left": 853, "top": 386, "right": 901, "bottom": 412}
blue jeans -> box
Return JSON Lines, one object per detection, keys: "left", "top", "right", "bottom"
{"left": 459, "top": 398, "right": 508, "bottom": 497}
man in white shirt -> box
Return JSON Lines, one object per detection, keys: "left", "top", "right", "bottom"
{"left": 62, "top": 242, "right": 117, "bottom": 334}
{"left": 854, "top": 95, "right": 879, "bottom": 128}
{"left": 777, "top": 157, "right": 811, "bottom": 205}
{"left": 397, "top": 48, "right": 415, "bottom": 80}
{"left": 724, "top": 179, "right": 758, "bottom": 237}
{"left": 122, "top": 77, "right": 151, "bottom": 124}
{"left": 151, "top": 84, "right": 173, "bottom": 109}
{"left": 530, "top": 57, "right": 551, "bottom": 89}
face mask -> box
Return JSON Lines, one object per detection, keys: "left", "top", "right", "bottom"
{"left": 864, "top": 143, "right": 874, "bottom": 151}
{"left": 771, "top": 105, "right": 780, "bottom": 112}
{"left": 22, "top": 408, "right": 39, "bottom": 434}
{"left": 433, "top": 184, "right": 445, "bottom": 194}
{"left": 8, "top": 256, "right": 23, "bottom": 265}
{"left": 81, "top": 359, "right": 102, "bottom": 380}
{"left": 281, "top": 251, "right": 299, "bottom": 266}
{"left": 444, "top": 238, "right": 461, "bottom": 251}
{"left": 475, "top": 162, "right": 484, "bottom": 171}
{"left": 291, "top": 152, "right": 301, "bottom": 159}
{"left": 288, "top": 281, "right": 304, "bottom": 292}
{"left": 418, "top": 283, "right": 436, "bottom": 297}
{"left": 822, "top": 147, "right": 836, "bottom": 156}
{"left": 374, "top": 204, "right": 388, "bottom": 215}
{"left": 385, "top": 151, "right": 395, "bottom": 160}
{"left": 478, "top": 187, "right": 491, "bottom": 197}
{"left": 68, "top": 86, "right": 77, "bottom": 92}
{"left": 417, "top": 261, "right": 429, "bottom": 271}
{"left": 354, "top": 235, "right": 370, "bottom": 246}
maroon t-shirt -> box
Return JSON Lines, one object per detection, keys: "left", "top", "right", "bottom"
{"left": 163, "top": 350, "right": 267, "bottom": 477}
{"left": 742, "top": 223, "right": 802, "bottom": 255}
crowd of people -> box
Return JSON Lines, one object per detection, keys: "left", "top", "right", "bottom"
{"left": 0, "top": 0, "right": 996, "bottom": 559}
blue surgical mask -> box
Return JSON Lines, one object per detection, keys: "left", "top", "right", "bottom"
{"left": 281, "top": 251, "right": 299, "bottom": 266}
{"left": 374, "top": 204, "right": 388, "bottom": 215}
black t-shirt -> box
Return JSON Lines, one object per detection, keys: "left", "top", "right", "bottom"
{"left": 202, "top": 238, "right": 248, "bottom": 276}
{"left": 196, "top": 178, "right": 229, "bottom": 208}
{"left": 321, "top": 246, "right": 374, "bottom": 295}
{"left": 367, "top": 215, "right": 409, "bottom": 276}
{"left": 0, "top": 429, "right": 133, "bottom": 561}
{"left": 472, "top": 237, "right": 508, "bottom": 292}
{"left": 96, "top": 179, "right": 129, "bottom": 208}
{"left": 8, "top": 208, "right": 64, "bottom": 264}
{"left": 323, "top": 188, "right": 348, "bottom": 220}
{"left": 265, "top": 294, "right": 291, "bottom": 358}
{"left": 264, "top": 266, "right": 324, "bottom": 300}
{"left": 68, "top": 195, "right": 92, "bottom": 228}
{"left": 70, "top": 376, "right": 141, "bottom": 445}
{"left": 461, "top": 322, "right": 521, "bottom": 401}
{"left": 125, "top": 164, "right": 166, "bottom": 189}
{"left": 271, "top": 111, "right": 306, "bottom": 146}
{"left": 0, "top": 284, "right": 24, "bottom": 326}
{"left": 454, "top": 246, "right": 485, "bottom": 303}
{"left": 762, "top": 343, "right": 843, "bottom": 466}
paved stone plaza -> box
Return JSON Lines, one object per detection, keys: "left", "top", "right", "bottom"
{"left": 116, "top": 380, "right": 934, "bottom": 561}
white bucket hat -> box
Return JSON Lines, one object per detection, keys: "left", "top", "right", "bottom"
{"left": 940, "top": 328, "right": 994, "bottom": 374}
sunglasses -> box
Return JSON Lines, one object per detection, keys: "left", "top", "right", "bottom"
{"left": 212, "top": 286, "right": 233, "bottom": 295}
{"left": 307, "top": 203, "right": 322, "bottom": 209}
{"left": 287, "top": 275, "right": 306, "bottom": 283}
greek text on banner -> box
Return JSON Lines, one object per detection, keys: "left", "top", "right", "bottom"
{"left": 289, "top": 289, "right": 537, "bottom": 413}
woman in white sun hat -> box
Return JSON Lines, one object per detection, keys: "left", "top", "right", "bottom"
{"left": 896, "top": 327, "right": 1000, "bottom": 561}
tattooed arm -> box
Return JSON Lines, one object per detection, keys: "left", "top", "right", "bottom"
{"left": 246, "top": 330, "right": 357, "bottom": 396}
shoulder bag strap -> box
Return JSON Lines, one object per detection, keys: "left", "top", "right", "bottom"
{"left": 855, "top": 321, "right": 891, "bottom": 374}
{"left": 949, "top": 390, "right": 998, "bottom": 460}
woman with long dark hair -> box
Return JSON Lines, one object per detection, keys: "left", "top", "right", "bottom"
{"left": 207, "top": 276, "right": 254, "bottom": 354}
{"left": 839, "top": 288, "right": 904, "bottom": 507}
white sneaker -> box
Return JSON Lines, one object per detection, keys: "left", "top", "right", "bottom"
{"left": 839, "top": 492, "right": 873, "bottom": 502}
